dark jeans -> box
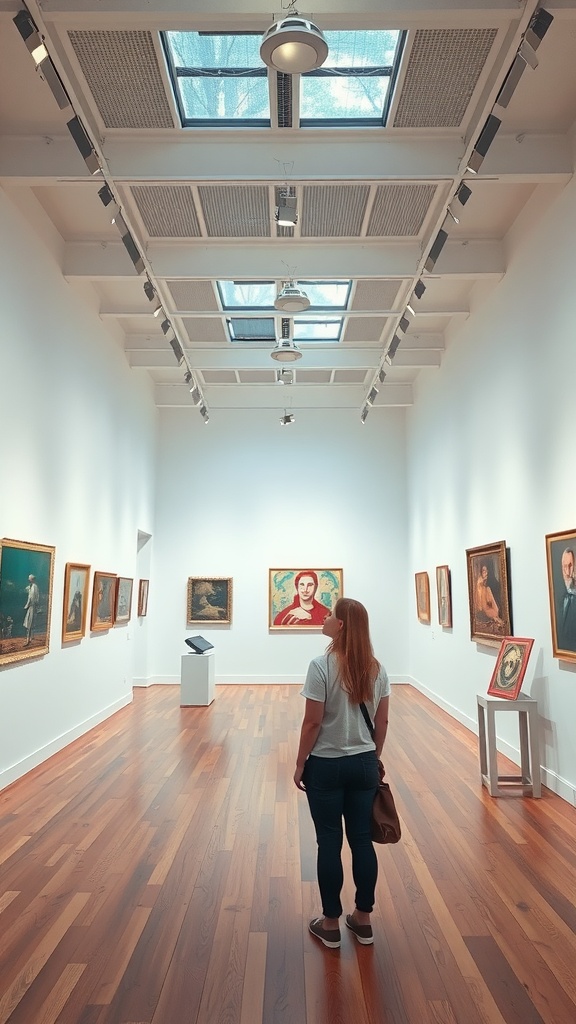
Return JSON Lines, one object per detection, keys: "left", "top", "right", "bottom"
{"left": 302, "top": 751, "right": 379, "bottom": 919}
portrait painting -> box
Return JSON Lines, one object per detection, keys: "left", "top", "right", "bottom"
{"left": 269, "top": 568, "right": 343, "bottom": 629}
{"left": 436, "top": 565, "right": 452, "bottom": 628}
{"left": 487, "top": 637, "right": 534, "bottom": 700}
{"left": 0, "top": 538, "right": 55, "bottom": 666}
{"left": 62, "top": 562, "right": 90, "bottom": 643}
{"left": 115, "top": 577, "right": 133, "bottom": 625}
{"left": 138, "top": 579, "right": 149, "bottom": 617}
{"left": 545, "top": 528, "right": 576, "bottom": 661}
{"left": 415, "top": 572, "right": 431, "bottom": 624}
{"left": 90, "top": 572, "right": 117, "bottom": 632}
{"left": 187, "top": 577, "right": 232, "bottom": 626}
{"left": 466, "top": 541, "right": 512, "bottom": 645}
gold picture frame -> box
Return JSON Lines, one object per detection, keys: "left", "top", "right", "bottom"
{"left": 187, "top": 577, "right": 232, "bottom": 626}
{"left": 62, "top": 562, "right": 90, "bottom": 643}
{"left": 90, "top": 572, "right": 117, "bottom": 632}
{"left": 436, "top": 565, "right": 452, "bottom": 628}
{"left": 545, "top": 529, "right": 576, "bottom": 661}
{"left": 466, "top": 541, "right": 512, "bottom": 645}
{"left": 114, "top": 577, "right": 133, "bottom": 625}
{"left": 138, "top": 579, "right": 149, "bottom": 617}
{"left": 415, "top": 571, "right": 430, "bottom": 624}
{"left": 0, "top": 538, "right": 55, "bottom": 665}
{"left": 269, "top": 568, "right": 343, "bottom": 629}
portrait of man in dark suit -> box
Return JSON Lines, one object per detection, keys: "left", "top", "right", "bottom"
{"left": 547, "top": 532, "right": 576, "bottom": 659}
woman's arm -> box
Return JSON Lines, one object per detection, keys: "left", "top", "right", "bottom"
{"left": 373, "top": 695, "right": 389, "bottom": 759}
{"left": 294, "top": 698, "right": 325, "bottom": 790}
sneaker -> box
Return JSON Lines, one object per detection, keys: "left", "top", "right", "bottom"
{"left": 345, "top": 914, "right": 373, "bottom": 945}
{"left": 308, "top": 917, "right": 341, "bottom": 948}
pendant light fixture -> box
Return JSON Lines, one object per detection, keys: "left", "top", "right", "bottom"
{"left": 260, "top": 10, "right": 329, "bottom": 75}
{"left": 274, "top": 280, "right": 310, "bottom": 312}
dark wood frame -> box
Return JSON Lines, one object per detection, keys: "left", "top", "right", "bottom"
{"left": 487, "top": 637, "right": 534, "bottom": 700}
{"left": 114, "top": 576, "right": 133, "bottom": 625}
{"left": 436, "top": 565, "right": 452, "bottom": 628}
{"left": 187, "top": 576, "right": 233, "bottom": 626}
{"left": 545, "top": 528, "right": 576, "bottom": 661}
{"left": 137, "top": 579, "right": 149, "bottom": 617}
{"left": 62, "top": 562, "right": 90, "bottom": 643}
{"left": 415, "top": 571, "right": 430, "bottom": 624}
{"left": 90, "top": 571, "right": 117, "bottom": 632}
{"left": 466, "top": 541, "right": 512, "bottom": 645}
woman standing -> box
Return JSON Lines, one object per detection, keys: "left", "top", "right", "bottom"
{"left": 294, "top": 598, "right": 390, "bottom": 948}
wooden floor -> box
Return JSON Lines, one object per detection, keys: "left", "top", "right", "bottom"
{"left": 1, "top": 685, "right": 576, "bottom": 1024}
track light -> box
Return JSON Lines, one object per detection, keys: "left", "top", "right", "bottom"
{"left": 184, "top": 370, "right": 192, "bottom": 385}
{"left": 398, "top": 315, "right": 410, "bottom": 334}
{"left": 201, "top": 408, "right": 210, "bottom": 424}
{"left": 121, "top": 230, "right": 145, "bottom": 274}
{"left": 367, "top": 387, "right": 378, "bottom": 406}
{"left": 13, "top": 10, "right": 69, "bottom": 109}
{"left": 280, "top": 412, "right": 295, "bottom": 426}
{"left": 161, "top": 319, "right": 172, "bottom": 336}
{"left": 152, "top": 303, "right": 164, "bottom": 318}
{"left": 191, "top": 387, "right": 202, "bottom": 405}
{"left": 414, "top": 280, "right": 426, "bottom": 300}
{"left": 424, "top": 229, "right": 449, "bottom": 273}
{"left": 143, "top": 280, "right": 155, "bottom": 302}
{"left": 260, "top": 14, "right": 328, "bottom": 74}
{"left": 406, "top": 303, "right": 416, "bottom": 317}
{"left": 525, "top": 8, "right": 553, "bottom": 52}
{"left": 274, "top": 281, "right": 310, "bottom": 312}
{"left": 386, "top": 334, "right": 401, "bottom": 364}
{"left": 98, "top": 184, "right": 114, "bottom": 208}
{"left": 446, "top": 206, "right": 460, "bottom": 225}
{"left": 66, "top": 115, "right": 101, "bottom": 175}
{"left": 276, "top": 194, "right": 298, "bottom": 227}
{"left": 276, "top": 368, "right": 294, "bottom": 384}
{"left": 170, "top": 338, "right": 184, "bottom": 365}
{"left": 466, "top": 114, "right": 502, "bottom": 174}
{"left": 360, "top": 406, "right": 369, "bottom": 424}
{"left": 378, "top": 367, "right": 387, "bottom": 384}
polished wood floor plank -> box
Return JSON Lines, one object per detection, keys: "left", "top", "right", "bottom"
{"left": 1, "top": 683, "right": 576, "bottom": 1023}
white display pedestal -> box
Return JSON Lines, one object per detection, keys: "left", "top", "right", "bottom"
{"left": 180, "top": 651, "right": 215, "bottom": 706}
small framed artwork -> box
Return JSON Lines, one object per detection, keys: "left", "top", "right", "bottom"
{"left": 187, "top": 577, "right": 232, "bottom": 626}
{"left": 137, "top": 579, "right": 149, "bottom": 617}
{"left": 487, "top": 637, "right": 534, "bottom": 700}
{"left": 62, "top": 562, "right": 90, "bottom": 643}
{"left": 115, "top": 577, "right": 133, "bottom": 625}
{"left": 415, "top": 572, "right": 430, "bottom": 624}
{"left": 270, "top": 568, "right": 343, "bottom": 629}
{"left": 545, "top": 529, "right": 576, "bottom": 661}
{"left": 436, "top": 565, "right": 452, "bottom": 628}
{"left": 0, "top": 538, "right": 56, "bottom": 665}
{"left": 90, "top": 572, "right": 117, "bottom": 632}
{"left": 466, "top": 541, "right": 512, "bottom": 645}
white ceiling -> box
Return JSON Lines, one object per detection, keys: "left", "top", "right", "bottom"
{"left": 1, "top": 0, "right": 575, "bottom": 419}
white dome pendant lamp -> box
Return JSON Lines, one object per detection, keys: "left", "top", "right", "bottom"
{"left": 260, "top": 12, "right": 329, "bottom": 75}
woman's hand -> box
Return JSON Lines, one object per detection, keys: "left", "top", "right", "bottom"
{"left": 294, "top": 765, "right": 306, "bottom": 790}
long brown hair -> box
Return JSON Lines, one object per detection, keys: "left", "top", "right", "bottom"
{"left": 327, "top": 597, "right": 380, "bottom": 704}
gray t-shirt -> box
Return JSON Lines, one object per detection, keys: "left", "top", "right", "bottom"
{"left": 301, "top": 652, "right": 390, "bottom": 758}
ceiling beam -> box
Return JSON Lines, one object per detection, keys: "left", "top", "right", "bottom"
{"left": 126, "top": 345, "right": 440, "bottom": 370}
{"left": 1, "top": 134, "right": 571, "bottom": 185}
{"left": 154, "top": 381, "right": 413, "bottom": 410}
{"left": 63, "top": 239, "right": 505, "bottom": 279}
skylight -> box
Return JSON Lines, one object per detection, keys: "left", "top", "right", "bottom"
{"left": 163, "top": 32, "right": 270, "bottom": 126}
{"left": 218, "top": 280, "right": 351, "bottom": 310}
{"left": 294, "top": 317, "right": 343, "bottom": 342}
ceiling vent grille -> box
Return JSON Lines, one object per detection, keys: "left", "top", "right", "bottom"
{"left": 68, "top": 30, "right": 174, "bottom": 128}
{"left": 352, "top": 281, "right": 402, "bottom": 311}
{"left": 131, "top": 186, "right": 201, "bottom": 237}
{"left": 182, "top": 318, "right": 228, "bottom": 343}
{"left": 167, "top": 281, "right": 218, "bottom": 311}
{"left": 276, "top": 72, "right": 293, "bottom": 128}
{"left": 333, "top": 369, "right": 370, "bottom": 384}
{"left": 296, "top": 370, "right": 332, "bottom": 383}
{"left": 301, "top": 185, "right": 370, "bottom": 237}
{"left": 238, "top": 370, "right": 277, "bottom": 383}
{"left": 198, "top": 186, "right": 270, "bottom": 237}
{"left": 201, "top": 370, "right": 237, "bottom": 384}
{"left": 367, "top": 184, "right": 437, "bottom": 237}
{"left": 343, "top": 317, "right": 388, "bottom": 344}
{"left": 394, "top": 28, "right": 497, "bottom": 127}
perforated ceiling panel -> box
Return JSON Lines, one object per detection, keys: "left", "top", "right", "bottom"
{"left": 238, "top": 370, "right": 276, "bottom": 384}
{"left": 201, "top": 370, "right": 237, "bottom": 384}
{"left": 182, "top": 318, "right": 228, "bottom": 344}
{"left": 166, "top": 281, "right": 218, "bottom": 311}
{"left": 301, "top": 186, "right": 370, "bottom": 237}
{"left": 343, "top": 318, "right": 388, "bottom": 343}
{"left": 68, "top": 31, "right": 174, "bottom": 129}
{"left": 333, "top": 369, "right": 370, "bottom": 384}
{"left": 297, "top": 370, "right": 332, "bottom": 383}
{"left": 367, "top": 184, "right": 437, "bottom": 237}
{"left": 352, "top": 281, "right": 403, "bottom": 311}
{"left": 198, "top": 186, "right": 271, "bottom": 237}
{"left": 131, "top": 186, "right": 201, "bottom": 238}
{"left": 394, "top": 29, "right": 498, "bottom": 127}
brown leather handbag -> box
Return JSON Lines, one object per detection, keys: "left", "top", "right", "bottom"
{"left": 360, "top": 702, "right": 402, "bottom": 845}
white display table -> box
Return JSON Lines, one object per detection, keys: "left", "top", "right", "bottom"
{"left": 180, "top": 651, "right": 215, "bottom": 706}
{"left": 477, "top": 693, "right": 541, "bottom": 797}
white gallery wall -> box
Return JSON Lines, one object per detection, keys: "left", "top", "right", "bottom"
{"left": 0, "top": 188, "right": 158, "bottom": 790}
{"left": 149, "top": 406, "right": 409, "bottom": 685}
{"left": 406, "top": 179, "right": 576, "bottom": 802}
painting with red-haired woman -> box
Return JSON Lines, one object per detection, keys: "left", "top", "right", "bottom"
{"left": 269, "top": 568, "right": 343, "bottom": 629}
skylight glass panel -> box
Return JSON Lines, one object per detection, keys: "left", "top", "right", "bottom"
{"left": 229, "top": 318, "right": 275, "bottom": 341}
{"left": 300, "top": 30, "right": 404, "bottom": 125}
{"left": 294, "top": 317, "right": 343, "bottom": 342}
{"left": 163, "top": 32, "right": 270, "bottom": 126}
{"left": 219, "top": 282, "right": 276, "bottom": 309}
{"left": 300, "top": 281, "right": 351, "bottom": 308}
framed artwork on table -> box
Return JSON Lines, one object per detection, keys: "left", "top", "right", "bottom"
{"left": 0, "top": 538, "right": 55, "bottom": 665}
{"left": 545, "top": 529, "right": 576, "bottom": 662}
{"left": 62, "top": 562, "right": 90, "bottom": 643}
{"left": 269, "top": 568, "right": 343, "bottom": 629}
{"left": 436, "top": 565, "right": 452, "bottom": 628}
{"left": 137, "top": 579, "right": 149, "bottom": 617}
{"left": 115, "top": 577, "right": 133, "bottom": 625}
{"left": 187, "top": 577, "right": 232, "bottom": 626}
{"left": 90, "top": 572, "right": 117, "bottom": 632}
{"left": 466, "top": 541, "right": 512, "bottom": 645}
{"left": 415, "top": 572, "right": 431, "bottom": 624}
{"left": 487, "top": 637, "right": 534, "bottom": 700}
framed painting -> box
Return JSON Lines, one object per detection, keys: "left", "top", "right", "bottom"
{"left": 0, "top": 538, "right": 55, "bottom": 665}
{"left": 436, "top": 565, "right": 452, "bottom": 628}
{"left": 466, "top": 541, "right": 512, "bottom": 645}
{"left": 269, "top": 568, "right": 343, "bottom": 629}
{"left": 545, "top": 528, "right": 576, "bottom": 661}
{"left": 487, "top": 637, "right": 534, "bottom": 700}
{"left": 187, "top": 577, "right": 232, "bottom": 626}
{"left": 137, "top": 579, "right": 149, "bottom": 617}
{"left": 415, "top": 571, "right": 430, "bottom": 624}
{"left": 90, "top": 571, "right": 117, "bottom": 632}
{"left": 62, "top": 562, "right": 90, "bottom": 643}
{"left": 115, "top": 577, "right": 133, "bottom": 625}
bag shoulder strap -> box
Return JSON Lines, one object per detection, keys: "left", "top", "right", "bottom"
{"left": 359, "top": 701, "right": 374, "bottom": 738}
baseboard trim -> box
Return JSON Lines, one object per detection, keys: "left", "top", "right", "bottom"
{"left": 0, "top": 693, "right": 133, "bottom": 792}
